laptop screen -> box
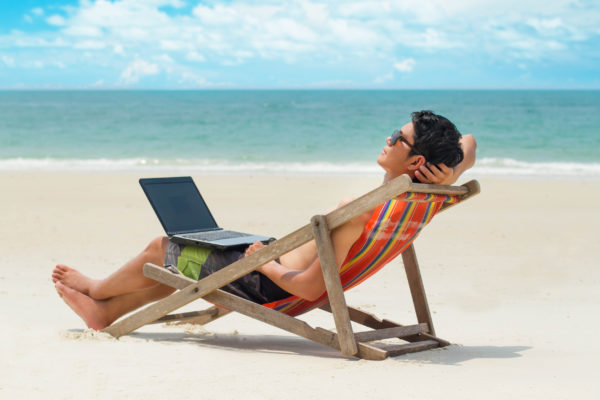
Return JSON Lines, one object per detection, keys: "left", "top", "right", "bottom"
{"left": 140, "top": 177, "right": 219, "bottom": 235}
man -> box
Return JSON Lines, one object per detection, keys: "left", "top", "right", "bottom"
{"left": 52, "top": 110, "right": 476, "bottom": 330}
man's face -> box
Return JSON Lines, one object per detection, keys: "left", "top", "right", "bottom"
{"left": 377, "top": 121, "right": 421, "bottom": 176}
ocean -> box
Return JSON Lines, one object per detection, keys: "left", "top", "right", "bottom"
{"left": 0, "top": 90, "right": 598, "bottom": 178}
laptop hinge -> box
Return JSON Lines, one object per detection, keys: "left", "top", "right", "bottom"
{"left": 171, "top": 227, "right": 223, "bottom": 235}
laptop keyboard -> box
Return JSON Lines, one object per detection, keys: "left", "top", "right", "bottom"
{"left": 184, "top": 230, "right": 247, "bottom": 241}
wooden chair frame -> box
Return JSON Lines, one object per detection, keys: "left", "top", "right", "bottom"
{"left": 103, "top": 175, "right": 480, "bottom": 360}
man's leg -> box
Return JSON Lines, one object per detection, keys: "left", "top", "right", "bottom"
{"left": 52, "top": 236, "right": 170, "bottom": 300}
{"left": 55, "top": 281, "right": 176, "bottom": 330}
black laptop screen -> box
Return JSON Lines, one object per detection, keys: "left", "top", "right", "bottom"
{"left": 140, "top": 177, "right": 219, "bottom": 235}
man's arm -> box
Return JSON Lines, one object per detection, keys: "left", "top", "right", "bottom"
{"left": 254, "top": 257, "right": 326, "bottom": 301}
{"left": 415, "top": 134, "right": 477, "bottom": 185}
{"left": 245, "top": 208, "right": 369, "bottom": 301}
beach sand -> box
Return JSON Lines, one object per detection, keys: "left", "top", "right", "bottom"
{"left": 1, "top": 172, "right": 598, "bottom": 399}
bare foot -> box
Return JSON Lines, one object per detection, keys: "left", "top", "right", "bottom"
{"left": 55, "top": 282, "right": 111, "bottom": 330}
{"left": 52, "top": 264, "right": 97, "bottom": 296}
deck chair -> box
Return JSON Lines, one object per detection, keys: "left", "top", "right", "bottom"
{"left": 103, "top": 174, "right": 480, "bottom": 360}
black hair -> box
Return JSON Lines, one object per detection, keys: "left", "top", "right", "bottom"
{"left": 410, "top": 110, "right": 464, "bottom": 168}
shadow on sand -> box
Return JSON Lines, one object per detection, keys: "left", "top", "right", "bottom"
{"left": 116, "top": 330, "right": 531, "bottom": 363}
{"left": 389, "top": 344, "right": 531, "bottom": 365}
{"left": 129, "top": 330, "right": 345, "bottom": 360}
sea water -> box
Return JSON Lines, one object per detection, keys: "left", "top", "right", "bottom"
{"left": 0, "top": 90, "right": 598, "bottom": 178}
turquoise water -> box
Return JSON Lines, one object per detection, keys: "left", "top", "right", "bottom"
{"left": 0, "top": 90, "right": 598, "bottom": 177}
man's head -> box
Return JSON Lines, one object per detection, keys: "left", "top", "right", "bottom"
{"left": 377, "top": 110, "right": 464, "bottom": 178}
{"left": 410, "top": 110, "right": 464, "bottom": 167}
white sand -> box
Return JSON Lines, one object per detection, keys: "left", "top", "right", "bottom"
{"left": 1, "top": 172, "right": 599, "bottom": 399}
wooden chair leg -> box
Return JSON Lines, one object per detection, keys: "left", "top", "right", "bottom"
{"left": 401, "top": 243, "right": 435, "bottom": 335}
{"left": 311, "top": 215, "right": 358, "bottom": 357}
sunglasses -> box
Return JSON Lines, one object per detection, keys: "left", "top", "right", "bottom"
{"left": 390, "top": 130, "right": 423, "bottom": 156}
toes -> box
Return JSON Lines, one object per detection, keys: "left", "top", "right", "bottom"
{"left": 52, "top": 264, "right": 72, "bottom": 281}
{"left": 53, "top": 266, "right": 65, "bottom": 276}
{"left": 52, "top": 270, "right": 64, "bottom": 282}
{"left": 55, "top": 282, "right": 64, "bottom": 298}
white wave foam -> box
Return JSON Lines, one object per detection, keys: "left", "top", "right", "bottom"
{"left": 0, "top": 157, "right": 381, "bottom": 175}
{"left": 471, "top": 158, "right": 600, "bottom": 179}
{"left": 0, "top": 157, "right": 598, "bottom": 179}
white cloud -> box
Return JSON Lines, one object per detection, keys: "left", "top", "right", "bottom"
{"left": 193, "top": 4, "right": 244, "bottom": 25}
{"left": 47, "top": 15, "right": 66, "bottom": 26}
{"left": 394, "top": 58, "right": 416, "bottom": 73}
{"left": 178, "top": 70, "right": 208, "bottom": 86}
{"left": 156, "top": 54, "right": 174, "bottom": 63}
{"left": 419, "top": 28, "right": 460, "bottom": 50}
{"left": 18, "top": 1, "right": 599, "bottom": 63}
{"left": 300, "top": 1, "right": 329, "bottom": 24}
{"left": 221, "top": 50, "right": 254, "bottom": 66}
{"left": 64, "top": 25, "right": 103, "bottom": 37}
{"left": 2, "top": 0, "right": 599, "bottom": 87}
{"left": 528, "top": 17, "right": 564, "bottom": 32}
{"left": 374, "top": 72, "right": 394, "bottom": 84}
{"left": 51, "top": 60, "right": 66, "bottom": 69}
{"left": 155, "top": 0, "right": 186, "bottom": 8}
{"left": 1, "top": 55, "right": 15, "bottom": 67}
{"left": 120, "top": 59, "right": 159, "bottom": 84}
{"left": 24, "top": 8, "right": 44, "bottom": 23}
{"left": 338, "top": 1, "right": 391, "bottom": 18}
{"left": 160, "top": 40, "right": 191, "bottom": 51}
{"left": 74, "top": 40, "right": 106, "bottom": 50}
{"left": 186, "top": 51, "right": 205, "bottom": 62}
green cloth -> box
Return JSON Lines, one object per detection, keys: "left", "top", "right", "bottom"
{"left": 176, "top": 246, "right": 212, "bottom": 280}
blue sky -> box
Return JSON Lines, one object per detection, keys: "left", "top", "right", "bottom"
{"left": 0, "top": 0, "right": 599, "bottom": 89}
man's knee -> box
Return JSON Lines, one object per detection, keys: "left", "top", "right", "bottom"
{"left": 335, "top": 198, "right": 371, "bottom": 226}
{"left": 336, "top": 197, "right": 354, "bottom": 209}
{"left": 145, "top": 236, "right": 169, "bottom": 259}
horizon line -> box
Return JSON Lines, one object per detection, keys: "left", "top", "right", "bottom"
{"left": 1, "top": 87, "right": 599, "bottom": 91}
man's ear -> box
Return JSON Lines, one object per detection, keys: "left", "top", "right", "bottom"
{"left": 406, "top": 155, "right": 426, "bottom": 172}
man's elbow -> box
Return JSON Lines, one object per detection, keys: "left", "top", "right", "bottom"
{"left": 463, "top": 135, "right": 477, "bottom": 151}
{"left": 300, "top": 284, "right": 326, "bottom": 302}
{"left": 302, "top": 291, "right": 324, "bottom": 302}
{"left": 463, "top": 135, "right": 477, "bottom": 154}
{"left": 461, "top": 135, "right": 477, "bottom": 167}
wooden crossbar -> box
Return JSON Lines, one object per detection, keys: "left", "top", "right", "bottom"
{"left": 409, "top": 181, "right": 470, "bottom": 196}
{"left": 384, "top": 340, "right": 440, "bottom": 356}
{"left": 354, "top": 323, "right": 428, "bottom": 342}
{"left": 152, "top": 307, "right": 231, "bottom": 325}
{"left": 319, "top": 304, "right": 450, "bottom": 346}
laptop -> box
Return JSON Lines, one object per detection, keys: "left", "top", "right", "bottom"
{"left": 139, "top": 176, "right": 274, "bottom": 250}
